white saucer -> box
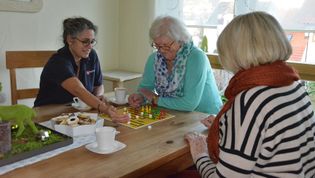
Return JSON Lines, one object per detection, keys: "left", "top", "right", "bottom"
{"left": 85, "top": 141, "right": 126, "bottom": 154}
{"left": 109, "top": 97, "right": 128, "bottom": 105}
{"left": 71, "top": 103, "right": 92, "bottom": 111}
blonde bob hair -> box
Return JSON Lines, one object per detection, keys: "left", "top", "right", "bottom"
{"left": 217, "top": 11, "right": 292, "bottom": 73}
{"left": 149, "top": 15, "right": 191, "bottom": 44}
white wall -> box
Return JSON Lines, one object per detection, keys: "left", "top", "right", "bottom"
{"left": 115, "top": 0, "right": 154, "bottom": 94}
{"left": 0, "top": 0, "right": 119, "bottom": 105}
{"left": 0, "top": 0, "right": 155, "bottom": 106}
{"left": 118, "top": 0, "right": 154, "bottom": 73}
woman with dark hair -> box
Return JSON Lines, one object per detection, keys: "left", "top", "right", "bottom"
{"left": 35, "top": 17, "right": 129, "bottom": 123}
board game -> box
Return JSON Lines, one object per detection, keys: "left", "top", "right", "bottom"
{"left": 99, "top": 105, "right": 175, "bottom": 129}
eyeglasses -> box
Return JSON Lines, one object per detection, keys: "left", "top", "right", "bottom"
{"left": 74, "top": 37, "right": 97, "bottom": 47}
{"left": 151, "top": 41, "right": 175, "bottom": 51}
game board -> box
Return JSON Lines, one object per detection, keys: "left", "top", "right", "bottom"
{"left": 99, "top": 105, "right": 175, "bottom": 129}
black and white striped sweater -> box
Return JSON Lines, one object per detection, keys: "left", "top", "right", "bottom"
{"left": 195, "top": 81, "right": 315, "bottom": 178}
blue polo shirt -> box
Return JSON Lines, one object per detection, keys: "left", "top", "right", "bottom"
{"left": 34, "top": 46, "right": 103, "bottom": 107}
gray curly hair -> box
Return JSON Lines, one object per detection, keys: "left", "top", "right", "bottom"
{"left": 149, "top": 16, "right": 191, "bottom": 44}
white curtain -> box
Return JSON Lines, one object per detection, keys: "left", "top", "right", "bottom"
{"left": 155, "top": 0, "right": 234, "bottom": 27}
{"left": 154, "top": 0, "right": 183, "bottom": 19}
{"left": 235, "top": 0, "right": 315, "bottom": 31}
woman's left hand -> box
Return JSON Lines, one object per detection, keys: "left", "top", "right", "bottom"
{"left": 139, "top": 88, "right": 155, "bottom": 101}
{"left": 185, "top": 132, "right": 208, "bottom": 158}
{"left": 201, "top": 115, "right": 216, "bottom": 128}
{"left": 97, "top": 95, "right": 109, "bottom": 104}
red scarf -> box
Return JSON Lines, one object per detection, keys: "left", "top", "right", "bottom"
{"left": 207, "top": 60, "right": 300, "bottom": 164}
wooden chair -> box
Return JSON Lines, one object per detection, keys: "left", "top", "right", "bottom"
{"left": 6, "top": 50, "right": 56, "bottom": 105}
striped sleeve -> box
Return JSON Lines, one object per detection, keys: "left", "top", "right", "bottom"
{"left": 193, "top": 153, "right": 216, "bottom": 178}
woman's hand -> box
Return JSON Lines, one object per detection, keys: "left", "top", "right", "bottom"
{"left": 201, "top": 115, "right": 216, "bottom": 128}
{"left": 185, "top": 132, "right": 208, "bottom": 159}
{"left": 107, "top": 105, "right": 130, "bottom": 123}
{"left": 139, "top": 88, "right": 155, "bottom": 101}
{"left": 97, "top": 95, "right": 109, "bottom": 105}
{"left": 128, "top": 93, "right": 144, "bottom": 108}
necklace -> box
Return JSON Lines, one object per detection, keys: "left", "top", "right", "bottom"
{"left": 166, "top": 60, "right": 173, "bottom": 73}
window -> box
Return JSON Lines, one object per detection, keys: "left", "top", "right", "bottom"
{"left": 155, "top": 0, "right": 315, "bottom": 64}
{"left": 155, "top": 0, "right": 315, "bottom": 96}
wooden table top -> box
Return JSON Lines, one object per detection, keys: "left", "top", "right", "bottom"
{"left": 2, "top": 104, "right": 208, "bottom": 178}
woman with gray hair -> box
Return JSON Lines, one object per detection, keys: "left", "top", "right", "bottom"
{"left": 185, "top": 11, "right": 315, "bottom": 177}
{"left": 128, "top": 16, "right": 222, "bottom": 114}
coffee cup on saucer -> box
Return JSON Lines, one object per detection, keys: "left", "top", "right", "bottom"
{"left": 114, "top": 87, "right": 127, "bottom": 104}
{"left": 95, "top": 126, "right": 119, "bottom": 150}
{"left": 73, "top": 97, "right": 88, "bottom": 108}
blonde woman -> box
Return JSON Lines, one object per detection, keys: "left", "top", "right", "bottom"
{"left": 185, "top": 11, "right": 315, "bottom": 177}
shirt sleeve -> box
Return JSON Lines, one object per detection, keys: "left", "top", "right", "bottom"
{"left": 46, "top": 56, "right": 76, "bottom": 85}
{"left": 137, "top": 53, "right": 156, "bottom": 91}
{"left": 193, "top": 153, "right": 216, "bottom": 178}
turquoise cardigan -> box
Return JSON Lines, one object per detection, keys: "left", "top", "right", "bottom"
{"left": 138, "top": 46, "right": 222, "bottom": 114}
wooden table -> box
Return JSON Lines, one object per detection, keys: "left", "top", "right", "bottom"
{"left": 2, "top": 104, "right": 208, "bottom": 178}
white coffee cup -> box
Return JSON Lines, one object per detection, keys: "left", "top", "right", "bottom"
{"left": 73, "top": 97, "right": 88, "bottom": 108}
{"left": 114, "top": 87, "right": 127, "bottom": 103}
{"left": 95, "top": 126, "right": 118, "bottom": 150}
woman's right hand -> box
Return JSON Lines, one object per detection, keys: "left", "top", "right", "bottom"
{"left": 128, "top": 93, "right": 144, "bottom": 108}
{"left": 107, "top": 105, "right": 130, "bottom": 123}
{"left": 185, "top": 132, "right": 208, "bottom": 159}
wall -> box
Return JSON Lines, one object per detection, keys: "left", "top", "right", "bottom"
{"left": 118, "top": 0, "right": 154, "bottom": 72}
{"left": 0, "top": 0, "right": 119, "bottom": 105}
{"left": 0, "top": 0, "right": 155, "bottom": 106}
{"left": 115, "top": 0, "right": 154, "bottom": 94}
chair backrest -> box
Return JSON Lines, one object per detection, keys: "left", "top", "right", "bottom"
{"left": 6, "top": 50, "right": 56, "bottom": 105}
{"left": 207, "top": 54, "right": 315, "bottom": 81}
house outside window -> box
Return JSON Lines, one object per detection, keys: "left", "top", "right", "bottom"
{"left": 155, "top": 0, "right": 315, "bottom": 64}
{"left": 155, "top": 0, "right": 315, "bottom": 95}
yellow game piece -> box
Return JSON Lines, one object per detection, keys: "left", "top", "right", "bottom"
{"left": 149, "top": 114, "right": 152, "bottom": 119}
